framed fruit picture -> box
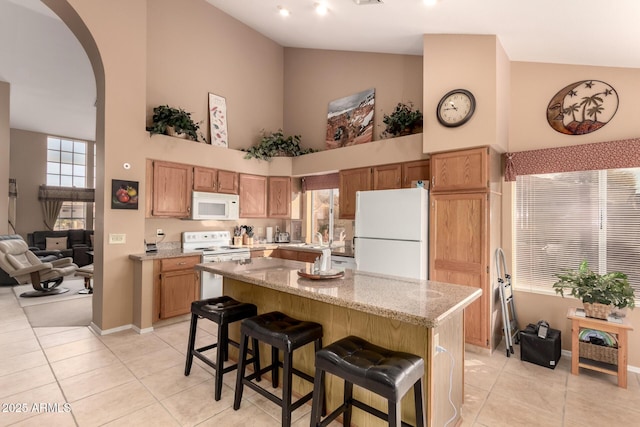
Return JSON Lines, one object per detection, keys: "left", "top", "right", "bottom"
{"left": 111, "top": 179, "right": 139, "bottom": 210}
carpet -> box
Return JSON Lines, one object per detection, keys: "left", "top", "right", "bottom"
{"left": 13, "top": 277, "right": 93, "bottom": 327}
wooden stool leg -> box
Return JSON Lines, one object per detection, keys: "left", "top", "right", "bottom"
{"left": 282, "top": 350, "right": 294, "bottom": 427}
{"left": 414, "top": 378, "right": 425, "bottom": 427}
{"left": 233, "top": 333, "right": 249, "bottom": 410}
{"left": 184, "top": 313, "right": 198, "bottom": 375}
{"left": 310, "top": 368, "right": 325, "bottom": 426}
{"left": 343, "top": 380, "right": 353, "bottom": 427}
{"left": 214, "top": 321, "right": 225, "bottom": 401}
{"left": 252, "top": 338, "right": 261, "bottom": 382}
{"left": 271, "top": 346, "right": 279, "bottom": 388}
{"left": 389, "top": 400, "right": 401, "bottom": 427}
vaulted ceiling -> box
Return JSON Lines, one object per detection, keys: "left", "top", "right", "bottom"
{"left": 2, "top": 0, "right": 639, "bottom": 142}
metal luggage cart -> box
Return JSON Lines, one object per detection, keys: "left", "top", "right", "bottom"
{"left": 496, "top": 248, "right": 519, "bottom": 357}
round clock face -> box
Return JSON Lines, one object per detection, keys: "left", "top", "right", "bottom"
{"left": 437, "top": 89, "right": 476, "bottom": 127}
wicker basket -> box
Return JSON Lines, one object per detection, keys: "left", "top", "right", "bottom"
{"left": 583, "top": 302, "right": 612, "bottom": 320}
{"left": 579, "top": 341, "right": 618, "bottom": 365}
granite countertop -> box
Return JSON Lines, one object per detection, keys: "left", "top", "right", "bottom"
{"left": 195, "top": 257, "right": 481, "bottom": 328}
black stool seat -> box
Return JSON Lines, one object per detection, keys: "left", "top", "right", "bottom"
{"left": 185, "top": 296, "right": 258, "bottom": 401}
{"left": 234, "top": 311, "right": 323, "bottom": 427}
{"left": 311, "top": 335, "right": 425, "bottom": 427}
{"left": 241, "top": 310, "right": 323, "bottom": 351}
{"left": 191, "top": 296, "right": 258, "bottom": 323}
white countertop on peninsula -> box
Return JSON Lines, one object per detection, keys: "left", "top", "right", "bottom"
{"left": 196, "top": 257, "right": 481, "bottom": 328}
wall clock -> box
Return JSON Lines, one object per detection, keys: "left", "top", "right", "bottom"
{"left": 436, "top": 89, "right": 476, "bottom": 127}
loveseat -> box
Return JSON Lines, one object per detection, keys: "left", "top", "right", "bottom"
{"left": 28, "top": 229, "right": 94, "bottom": 267}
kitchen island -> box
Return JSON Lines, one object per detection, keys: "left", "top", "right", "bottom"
{"left": 196, "top": 257, "right": 481, "bottom": 427}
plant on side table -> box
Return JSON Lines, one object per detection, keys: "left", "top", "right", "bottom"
{"left": 242, "top": 129, "right": 316, "bottom": 161}
{"left": 147, "top": 105, "right": 207, "bottom": 142}
{"left": 552, "top": 260, "right": 635, "bottom": 319}
{"left": 381, "top": 101, "right": 423, "bottom": 139}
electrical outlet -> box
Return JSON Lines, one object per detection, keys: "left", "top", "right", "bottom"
{"left": 156, "top": 228, "right": 164, "bottom": 237}
{"left": 109, "top": 233, "right": 126, "bottom": 244}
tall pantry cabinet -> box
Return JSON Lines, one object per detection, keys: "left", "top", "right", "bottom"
{"left": 429, "top": 147, "right": 502, "bottom": 350}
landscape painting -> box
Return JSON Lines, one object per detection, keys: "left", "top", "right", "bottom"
{"left": 326, "top": 88, "right": 375, "bottom": 149}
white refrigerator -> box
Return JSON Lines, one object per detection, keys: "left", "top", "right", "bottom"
{"left": 354, "top": 188, "right": 428, "bottom": 280}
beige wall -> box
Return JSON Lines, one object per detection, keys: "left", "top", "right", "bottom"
{"left": 147, "top": 0, "right": 284, "bottom": 151}
{"left": 283, "top": 48, "right": 423, "bottom": 151}
{"left": 0, "top": 81, "right": 9, "bottom": 235}
{"left": 423, "top": 35, "right": 507, "bottom": 154}
{"left": 509, "top": 61, "right": 640, "bottom": 151}
{"left": 9, "top": 130, "right": 49, "bottom": 237}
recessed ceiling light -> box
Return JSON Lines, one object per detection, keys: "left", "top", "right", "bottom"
{"left": 423, "top": 0, "right": 437, "bottom": 6}
{"left": 278, "top": 5, "right": 290, "bottom": 17}
{"left": 353, "top": 0, "right": 383, "bottom": 5}
{"left": 315, "top": 2, "right": 328, "bottom": 15}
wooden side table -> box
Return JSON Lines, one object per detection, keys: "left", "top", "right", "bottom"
{"left": 567, "top": 307, "right": 633, "bottom": 388}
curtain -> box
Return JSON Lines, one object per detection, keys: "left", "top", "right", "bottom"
{"left": 8, "top": 178, "right": 17, "bottom": 233}
{"left": 41, "top": 200, "right": 63, "bottom": 230}
{"left": 301, "top": 173, "right": 339, "bottom": 192}
{"left": 503, "top": 137, "right": 640, "bottom": 181}
{"left": 37, "top": 185, "right": 95, "bottom": 230}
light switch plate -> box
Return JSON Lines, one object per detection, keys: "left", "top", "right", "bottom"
{"left": 109, "top": 233, "right": 126, "bottom": 244}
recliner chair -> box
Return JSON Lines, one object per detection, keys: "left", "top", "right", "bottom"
{"left": 0, "top": 239, "right": 78, "bottom": 297}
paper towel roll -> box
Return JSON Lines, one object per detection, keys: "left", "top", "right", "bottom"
{"left": 266, "top": 227, "right": 273, "bottom": 243}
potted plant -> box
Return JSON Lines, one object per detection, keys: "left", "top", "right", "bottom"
{"left": 147, "top": 105, "right": 206, "bottom": 142}
{"left": 381, "top": 102, "right": 424, "bottom": 139}
{"left": 242, "top": 129, "right": 316, "bottom": 161}
{"left": 552, "top": 260, "right": 635, "bottom": 319}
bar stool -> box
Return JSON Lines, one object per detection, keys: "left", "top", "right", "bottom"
{"left": 234, "top": 311, "right": 323, "bottom": 427}
{"left": 310, "top": 335, "right": 425, "bottom": 427}
{"left": 184, "top": 296, "right": 259, "bottom": 401}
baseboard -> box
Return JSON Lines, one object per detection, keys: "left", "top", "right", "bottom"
{"left": 132, "top": 324, "right": 154, "bottom": 334}
{"left": 90, "top": 322, "right": 133, "bottom": 335}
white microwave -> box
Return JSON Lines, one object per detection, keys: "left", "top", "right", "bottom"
{"left": 191, "top": 191, "right": 239, "bottom": 220}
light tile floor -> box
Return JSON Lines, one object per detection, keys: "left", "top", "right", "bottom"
{"left": 1, "top": 285, "right": 639, "bottom": 426}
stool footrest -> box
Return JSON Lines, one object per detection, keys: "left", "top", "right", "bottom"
{"left": 242, "top": 378, "right": 313, "bottom": 412}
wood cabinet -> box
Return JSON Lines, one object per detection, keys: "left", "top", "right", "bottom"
{"left": 154, "top": 255, "right": 200, "bottom": 320}
{"left": 239, "top": 174, "right": 268, "bottom": 218}
{"left": 402, "top": 159, "right": 430, "bottom": 188}
{"left": 251, "top": 249, "right": 275, "bottom": 258}
{"left": 428, "top": 147, "right": 501, "bottom": 350}
{"left": 193, "top": 167, "right": 239, "bottom": 194}
{"left": 339, "top": 167, "right": 372, "bottom": 219}
{"left": 373, "top": 163, "right": 402, "bottom": 190}
{"left": 151, "top": 160, "right": 192, "bottom": 218}
{"left": 430, "top": 192, "right": 489, "bottom": 347}
{"left": 268, "top": 176, "right": 291, "bottom": 218}
{"left": 275, "top": 248, "right": 318, "bottom": 263}
{"left": 430, "top": 147, "right": 488, "bottom": 192}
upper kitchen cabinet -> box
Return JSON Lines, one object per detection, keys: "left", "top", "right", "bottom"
{"left": 373, "top": 163, "right": 402, "bottom": 190}
{"left": 402, "top": 159, "right": 430, "bottom": 188}
{"left": 193, "top": 167, "right": 238, "bottom": 194}
{"left": 268, "top": 176, "right": 292, "bottom": 218}
{"left": 339, "top": 167, "right": 372, "bottom": 219}
{"left": 431, "top": 147, "right": 488, "bottom": 192}
{"left": 149, "top": 160, "right": 192, "bottom": 218}
{"left": 239, "top": 173, "right": 267, "bottom": 218}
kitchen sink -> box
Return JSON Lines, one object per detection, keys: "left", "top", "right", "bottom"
{"left": 283, "top": 243, "right": 329, "bottom": 250}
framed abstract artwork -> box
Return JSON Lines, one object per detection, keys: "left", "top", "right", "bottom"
{"left": 326, "top": 88, "right": 375, "bottom": 150}
{"left": 209, "top": 93, "right": 228, "bottom": 147}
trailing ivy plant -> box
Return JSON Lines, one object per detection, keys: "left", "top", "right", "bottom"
{"left": 242, "top": 129, "right": 316, "bottom": 161}
{"left": 381, "top": 102, "right": 424, "bottom": 139}
{"left": 146, "top": 105, "right": 206, "bottom": 142}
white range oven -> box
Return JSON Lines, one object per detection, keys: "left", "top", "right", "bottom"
{"left": 182, "top": 231, "right": 250, "bottom": 299}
